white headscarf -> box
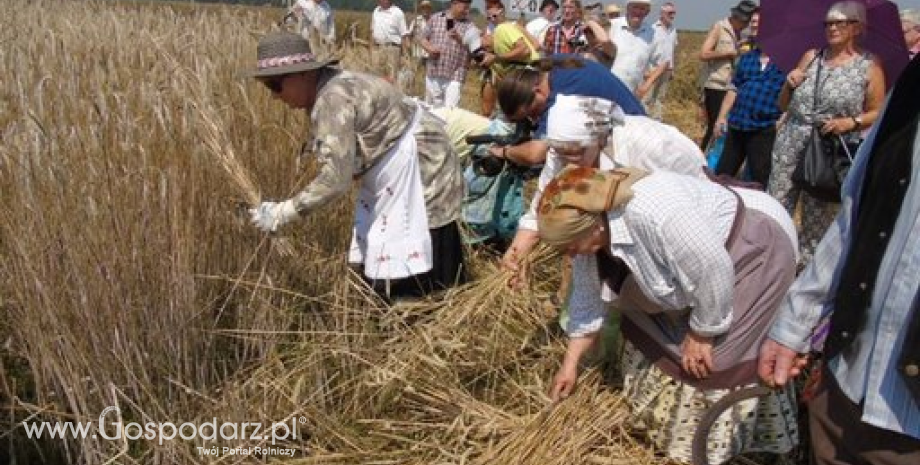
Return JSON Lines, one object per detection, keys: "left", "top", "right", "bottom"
{"left": 546, "top": 94, "right": 626, "bottom": 146}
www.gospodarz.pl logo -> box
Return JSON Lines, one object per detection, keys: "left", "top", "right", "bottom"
{"left": 24, "top": 406, "right": 307, "bottom": 446}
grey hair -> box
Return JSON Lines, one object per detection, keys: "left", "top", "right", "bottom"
{"left": 826, "top": 1, "right": 867, "bottom": 24}
{"left": 902, "top": 9, "right": 920, "bottom": 27}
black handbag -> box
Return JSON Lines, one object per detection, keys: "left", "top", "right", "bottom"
{"left": 792, "top": 128, "right": 857, "bottom": 202}
{"left": 790, "top": 50, "right": 860, "bottom": 203}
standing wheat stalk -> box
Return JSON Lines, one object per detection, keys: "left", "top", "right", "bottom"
{"left": 193, "top": 101, "right": 295, "bottom": 256}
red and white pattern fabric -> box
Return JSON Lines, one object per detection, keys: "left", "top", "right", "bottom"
{"left": 348, "top": 108, "right": 433, "bottom": 280}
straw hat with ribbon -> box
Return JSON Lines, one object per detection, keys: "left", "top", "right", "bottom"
{"left": 249, "top": 31, "right": 339, "bottom": 78}
{"left": 537, "top": 166, "right": 647, "bottom": 247}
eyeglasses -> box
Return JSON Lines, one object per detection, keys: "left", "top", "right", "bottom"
{"left": 664, "top": 11, "right": 676, "bottom": 17}
{"left": 824, "top": 19, "right": 858, "bottom": 29}
{"left": 262, "top": 77, "right": 284, "bottom": 94}
{"left": 606, "top": 13, "right": 620, "bottom": 18}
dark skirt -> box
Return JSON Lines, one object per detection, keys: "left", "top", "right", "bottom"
{"left": 363, "top": 221, "right": 467, "bottom": 301}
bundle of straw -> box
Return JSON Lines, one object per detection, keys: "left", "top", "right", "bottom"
{"left": 193, "top": 100, "right": 296, "bottom": 256}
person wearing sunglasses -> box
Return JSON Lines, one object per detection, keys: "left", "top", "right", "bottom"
{"left": 248, "top": 32, "right": 467, "bottom": 301}
{"left": 771, "top": 1, "right": 886, "bottom": 266}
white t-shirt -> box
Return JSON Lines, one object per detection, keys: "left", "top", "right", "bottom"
{"left": 608, "top": 17, "right": 658, "bottom": 91}
{"left": 651, "top": 20, "right": 679, "bottom": 70}
{"left": 295, "top": 0, "right": 335, "bottom": 43}
{"left": 526, "top": 17, "right": 552, "bottom": 45}
{"left": 372, "top": 5, "right": 409, "bottom": 46}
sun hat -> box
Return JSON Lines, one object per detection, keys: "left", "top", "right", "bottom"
{"left": 730, "top": 0, "right": 759, "bottom": 23}
{"left": 419, "top": 0, "right": 433, "bottom": 9}
{"left": 605, "top": 4, "right": 622, "bottom": 15}
{"left": 626, "top": 0, "right": 651, "bottom": 6}
{"left": 249, "top": 31, "right": 339, "bottom": 78}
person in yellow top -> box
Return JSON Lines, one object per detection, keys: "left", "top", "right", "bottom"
{"left": 480, "top": 0, "right": 541, "bottom": 116}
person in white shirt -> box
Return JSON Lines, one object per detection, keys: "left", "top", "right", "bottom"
{"left": 642, "top": 2, "right": 678, "bottom": 120}
{"left": 535, "top": 96, "right": 799, "bottom": 464}
{"left": 526, "top": 0, "right": 559, "bottom": 47}
{"left": 294, "top": 0, "right": 335, "bottom": 48}
{"left": 371, "top": 0, "right": 409, "bottom": 85}
{"left": 608, "top": 0, "right": 660, "bottom": 96}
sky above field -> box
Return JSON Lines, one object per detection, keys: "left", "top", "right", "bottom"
{"left": 468, "top": 0, "right": 920, "bottom": 31}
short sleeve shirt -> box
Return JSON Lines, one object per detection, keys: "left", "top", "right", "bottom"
{"left": 608, "top": 17, "right": 658, "bottom": 91}
{"left": 491, "top": 22, "right": 540, "bottom": 80}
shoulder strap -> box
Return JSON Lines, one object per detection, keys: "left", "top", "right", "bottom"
{"left": 812, "top": 48, "right": 824, "bottom": 111}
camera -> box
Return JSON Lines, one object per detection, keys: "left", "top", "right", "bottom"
{"left": 465, "top": 121, "right": 536, "bottom": 178}
{"left": 472, "top": 152, "right": 507, "bottom": 177}
{"left": 567, "top": 37, "right": 588, "bottom": 49}
{"left": 446, "top": 18, "right": 455, "bottom": 30}
{"left": 471, "top": 47, "right": 487, "bottom": 64}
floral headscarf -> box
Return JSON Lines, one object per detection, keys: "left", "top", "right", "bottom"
{"left": 537, "top": 165, "right": 648, "bottom": 247}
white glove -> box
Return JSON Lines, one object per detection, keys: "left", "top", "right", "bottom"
{"left": 249, "top": 200, "right": 299, "bottom": 233}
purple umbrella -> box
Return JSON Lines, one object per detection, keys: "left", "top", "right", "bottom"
{"left": 759, "top": 0, "right": 909, "bottom": 88}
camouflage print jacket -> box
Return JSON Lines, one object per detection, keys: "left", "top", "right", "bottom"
{"left": 288, "top": 69, "right": 462, "bottom": 228}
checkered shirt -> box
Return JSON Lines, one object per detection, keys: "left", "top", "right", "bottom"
{"left": 424, "top": 12, "right": 477, "bottom": 82}
{"left": 727, "top": 48, "right": 786, "bottom": 131}
{"left": 542, "top": 21, "right": 586, "bottom": 55}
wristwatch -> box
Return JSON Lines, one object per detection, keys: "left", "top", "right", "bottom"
{"left": 852, "top": 115, "right": 863, "bottom": 129}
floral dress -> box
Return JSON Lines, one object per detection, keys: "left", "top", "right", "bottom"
{"left": 767, "top": 51, "right": 870, "bottom": 265}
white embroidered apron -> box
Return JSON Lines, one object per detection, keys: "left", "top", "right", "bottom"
{"left": 348, "top": 108, "right": 433, "bottom": 280}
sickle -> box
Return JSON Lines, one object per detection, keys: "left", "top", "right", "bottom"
{"left": 691, "top": 385, "right": 774, "bottom": 465}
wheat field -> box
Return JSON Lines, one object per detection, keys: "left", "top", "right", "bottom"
{"left": 0, "top": 1, "right": 714, "bottom": 464}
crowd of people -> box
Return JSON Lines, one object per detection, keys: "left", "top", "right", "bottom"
{"left": 256, "top": 1, "right": 919, "bottom": 465}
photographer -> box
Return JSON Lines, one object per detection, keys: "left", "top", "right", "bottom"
{"left": 419, "top": 0, "right": 480, "bottom": 108}
{"left": 477, "top": 0, "right": 541, "bottom": 117}
{"left": 492, "top": 55, "right": 644, "bottom": 168}
{"left": 427, "top": 105, "right": 538, "bottom": 252}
